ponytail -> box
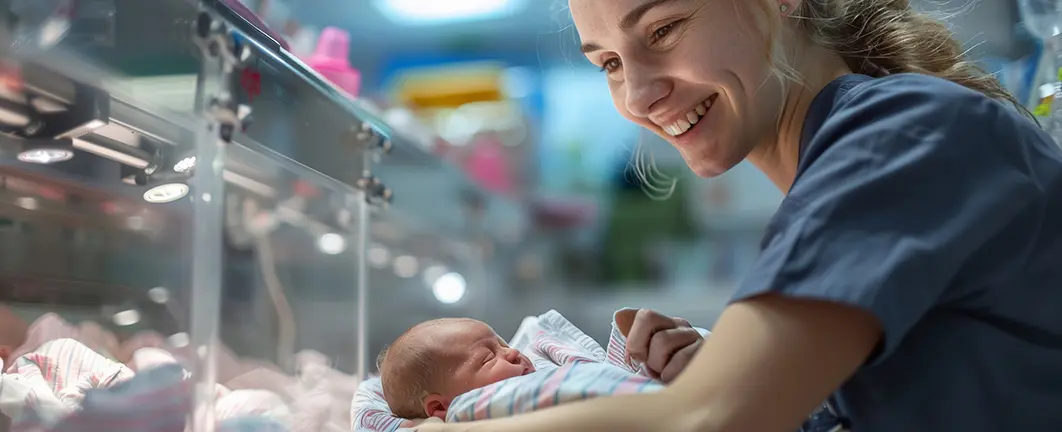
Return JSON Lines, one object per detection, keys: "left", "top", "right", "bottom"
{"left": 792, "top": 0, "right": 1032, "bottom": 118}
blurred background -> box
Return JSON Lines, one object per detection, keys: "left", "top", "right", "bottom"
{"left": 256, "top": 0, "right": 1048, "bottom": 355}
{"left": 0, "top": 0, "right": 1056, "bottom": 382}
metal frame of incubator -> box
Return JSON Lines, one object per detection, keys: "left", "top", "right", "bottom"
{"left": 0, "top": 1, "right": 493, "bottom": 429}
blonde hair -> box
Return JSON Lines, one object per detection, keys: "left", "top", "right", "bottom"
{"left": 762, "top": 0, "right": 1030, "bottom": 118}
{"left": 571, "top": 0, "right": 1031, "bottom": 197}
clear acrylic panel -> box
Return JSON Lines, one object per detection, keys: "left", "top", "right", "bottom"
{"left": 1, "top": 0, "right": 451, "bottom": 429}
{"left": 366, "top": 208, "right": 492, "bottom": 375}
{"left": 0, "top": 0, "right": 208, "bottom": 430}
{"left": 209, "top": 138, "right": 366, "bottom": 431}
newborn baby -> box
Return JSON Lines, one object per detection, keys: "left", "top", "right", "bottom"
{"left": 379, "top": 318, "right": 535, "bottom": 420}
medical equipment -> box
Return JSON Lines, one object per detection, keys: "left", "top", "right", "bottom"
{"left": 0, "top": 1, "right": 525, "bottom": 430}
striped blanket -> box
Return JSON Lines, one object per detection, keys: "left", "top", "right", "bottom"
{"left": 444, "top": 310, "right": 664, "bottom": 422}
{"left": 445, "top": 359, "right": 661, "bottom": 422}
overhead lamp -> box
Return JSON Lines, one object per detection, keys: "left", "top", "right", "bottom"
{"left": 18, "top": 147, "right": 73, "bottom": 164}
{"left": 13, "top": 137, "right": 76, "bottom": 165}
{"left": 143, "top": 183, "right": 189, "bottom": 204}
{"left": 374, "top": 0, "right": 525, "bottom": 25}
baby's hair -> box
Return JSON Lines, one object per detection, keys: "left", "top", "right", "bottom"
{"left": 0, "top": 305, "right": 26, "bottom": 348}
{"left": 379, "top": 318, "right": 472, "bottom": 418}
{"left": 375, "top": 346, "right": 389, "bottom": 371}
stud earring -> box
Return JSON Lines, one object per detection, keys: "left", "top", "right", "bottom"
{"left": 780, "top": 3, "right": 789, "bottom": 13}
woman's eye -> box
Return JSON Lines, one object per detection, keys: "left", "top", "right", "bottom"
{"left": 649, "top": 21, "right": 680, "bottom": 45}
{"left": 600, "top": 58, "right": 621, "bottom": 73}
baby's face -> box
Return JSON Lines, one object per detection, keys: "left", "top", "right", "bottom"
{"left": 428, "top": 320, "right": 534, "bottom": 399}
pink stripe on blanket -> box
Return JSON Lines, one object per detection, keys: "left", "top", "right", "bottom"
{"left": 473, "top": 385, "right": 501, "bottom": 420}
{"left": 611, "top": 375, "right": 652, "bottom": 395}
{"left": 533, "top": 363, "right": 576, "bottom": 410}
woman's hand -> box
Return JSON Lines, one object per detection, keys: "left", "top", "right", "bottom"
{"left": 619, "top": 308, "right": 704, "bottom": 383}
{"left": 397, "top": 417, "right": 458, "bottom": 432}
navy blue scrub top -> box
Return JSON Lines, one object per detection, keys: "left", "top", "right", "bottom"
{"left": 732, "top": 73, "right": 1062, "bottom": 431}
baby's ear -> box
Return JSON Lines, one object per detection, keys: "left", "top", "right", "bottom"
{"left": 422, "top": 394, "right": 451, "bottom": 420}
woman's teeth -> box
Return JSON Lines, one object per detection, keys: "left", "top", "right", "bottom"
{"left": 664, "top": 96, "right": 715, "bottom": 137}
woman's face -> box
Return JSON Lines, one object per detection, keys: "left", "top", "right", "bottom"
{"left": 570, "top": 0, "right": 785, "bottom": 177}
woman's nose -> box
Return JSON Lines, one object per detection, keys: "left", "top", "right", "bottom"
{"left": 624, "top": 65, "right": 670, "bottom": 118}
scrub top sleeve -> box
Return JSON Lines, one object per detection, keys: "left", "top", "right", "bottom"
{"left": 732, "top": 79, "right": 1038, "bottom": 361}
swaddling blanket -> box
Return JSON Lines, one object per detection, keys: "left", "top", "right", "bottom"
{"left": 445, "top": 310, "right": 662, "bottom": 422}
{"left": 351, "top": 310, "right": 662, "bottom": 431}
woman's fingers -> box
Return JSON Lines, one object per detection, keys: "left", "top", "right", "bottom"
{"left": 659, "top": 341, "right": 702, "bottom": 383}
{"left": 672, "top": 316, "right": 693, "bottom": 328}
{"left": 626, "top": 309, "right": 681, "bottom": 365}
{"left": 645, "top": 327, "right": 703, "bottom": 377}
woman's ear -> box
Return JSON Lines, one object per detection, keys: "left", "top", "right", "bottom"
{"left": 422, "top": 394, "right": 451, "bottom": 420}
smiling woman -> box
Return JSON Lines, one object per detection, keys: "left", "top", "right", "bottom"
{"left": 406, "top": 0, "right": 1062, "bottom": 431}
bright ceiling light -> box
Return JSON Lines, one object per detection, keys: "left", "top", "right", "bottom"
{"left": 375, "top": 0, "right": 524, "bottom": 25}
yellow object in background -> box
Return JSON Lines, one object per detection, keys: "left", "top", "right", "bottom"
{"left": 392, "top": 62, "right": 506, "bottom": 110}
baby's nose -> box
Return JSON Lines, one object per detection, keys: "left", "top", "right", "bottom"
{"left": 501, "top": 348, "right": 521, "bottom": 363}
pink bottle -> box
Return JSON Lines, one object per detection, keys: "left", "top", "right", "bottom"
{"left": 465, "top": 136, "right": 514, "bottom": 195}
{"left": 307, "top": 27, "right": 361, "bottom": 98}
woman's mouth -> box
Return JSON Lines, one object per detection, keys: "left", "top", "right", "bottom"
{"left": 662, "top": 93, "right": 718, "bottom": 137}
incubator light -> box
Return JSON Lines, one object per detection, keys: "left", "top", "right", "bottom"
{"left": 18, "top": 148, "right": 74, "bottom": 164}
{"left": 112, "top": 309, "right": 141, "bottom": 326}
{"left": 368, "top": 244, "right": 391, "bottom": 268}
{"left": 14, "top": 197, "right": 38, "bottom": 211}
{"left": 143, "top": 183, "right": 189, "bottom": 204}
{"left": 167, "top": 333, "right": 190, "bottom": 348}
{"left": 173, "top": 156, "right": 196, "bottom": 173}
{"left": 432, "top": 272, "right": 466, "bottom": 304}
{"left": 124, "top": 215, "right": 146, "bottom": 231}
{"left": 393, "top": 255, "right": 419, "bottom": 278}
{"left": 147, "top": 287, "right": 170, "bottom": 304}
{"left": 317, "top": 233, "right": 347, "bottom": 255}
{"left": 422, "top": 265, "right": 449, "bottom": 287}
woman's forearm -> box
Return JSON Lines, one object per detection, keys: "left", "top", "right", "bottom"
{"left": 459, "top": 389, "right": 702, "bottom": 432}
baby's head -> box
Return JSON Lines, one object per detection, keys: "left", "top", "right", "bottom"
{"left": 379, "top": 318, "right": 534, "bottom": 419}
{"left": 0, "top": 305, "right": 27, "bottom": 366}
